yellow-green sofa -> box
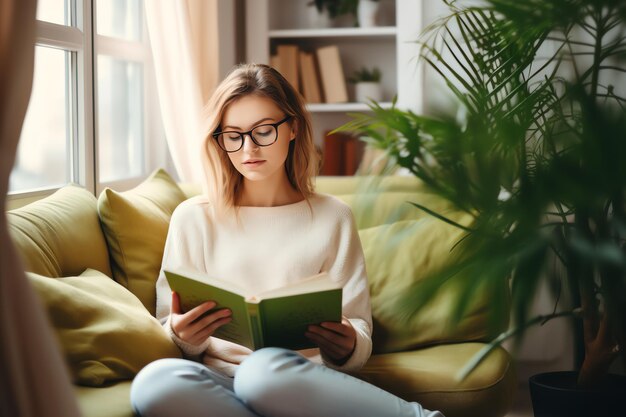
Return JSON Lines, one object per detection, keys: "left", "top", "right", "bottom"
{"left": 8, "top": 169, "right": 516, "bottom": 417}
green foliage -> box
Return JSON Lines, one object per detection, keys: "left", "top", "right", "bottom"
{"left": 337, "top": 0, "right": 626, "bottom": 386}
{"left": 348, "top": 66, "right": 382, "bottom": 83}
{"left": 308, "top": 0, "right": 358, "bottom": 18}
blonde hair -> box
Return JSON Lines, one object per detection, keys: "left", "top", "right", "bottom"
{"left": 201, "top": 63, "right": 318, "bottom": 214}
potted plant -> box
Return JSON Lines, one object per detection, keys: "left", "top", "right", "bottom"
{"left": 338, "top": 0, "right": 626, "bottom": 415}
{"left": 348, "top": 66, "right": 382, "bottom": 103}
{"left": 307, "top": 0, "right": 358, "bottom": 27}
{"left": 357, "top": 0, "right": 380, "bottom": 28}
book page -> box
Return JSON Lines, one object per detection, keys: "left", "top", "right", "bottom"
{"left": 255, "top": 272, "right": 339, "bottom": 300}
{"left": 166, "top": 267, "right": 247, "bottom": 295}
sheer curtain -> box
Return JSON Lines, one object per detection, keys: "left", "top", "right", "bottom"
{"left": 145, "top": 0, "right": 221, "bottom": 183}
{"left": 0, "top": 0, "right": 81, "bottom": 416}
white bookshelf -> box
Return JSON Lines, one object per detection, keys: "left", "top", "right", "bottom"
{"left": 269, "top": 27, "right": 398, "bottom": 39}
{"left": 307, "top": 102, "right": 393, "bottom": 112}
{"left": 245, "top": 0, "right": 423, "bottom": 154}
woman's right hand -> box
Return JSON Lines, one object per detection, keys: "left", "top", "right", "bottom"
{"left": 170, "top": 291, "right": 232, "bottom": 345}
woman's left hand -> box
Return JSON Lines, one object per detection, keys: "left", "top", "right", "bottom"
{"left": 305, "top": 316, "right": 356, "bottom": 365}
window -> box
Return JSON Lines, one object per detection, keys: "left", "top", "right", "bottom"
{"left": 95, "top": 0, "right": 147, "bottom": 184}
{"left": 9, "top": 0, "right": 167, "bottom": 202}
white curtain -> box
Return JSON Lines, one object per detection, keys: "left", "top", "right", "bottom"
{"left": 0, "top": 1, "right": 81, "bottom": 416}
{"left": 145, "top": 0, "right": 221, "bottom": 183}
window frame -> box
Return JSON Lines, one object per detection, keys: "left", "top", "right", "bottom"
{"left": 8, "top": 0, "right": 93, "bottom": 209}
{"left": 93, "top": 2, "right": 161, "bottom": 195}
{"left": 7, "top": 0, "right": 166, "bottom": 209}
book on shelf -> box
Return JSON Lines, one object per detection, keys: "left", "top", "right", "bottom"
{"left": 270, "top": 54, "right": 280, "bottom": 72}
{"left": 316, "top": 45, "right": 348, "bottom": 103}
{"left": 164, "top": 268, "right": 342, "bottom": 351}
{"left": 320, "top": 131, "right": 365, "bottom": 176}
{"left": 276, "top": 44, "right": 301, "bottom": 92}
{"left": 344, "top": 134, "right": 366, "bottom": 175}
{"left": 321, "top": 131, "right": 347, "bottom": 175}
{"left": 298, "top": 51, "right": 323, "bottom": 103}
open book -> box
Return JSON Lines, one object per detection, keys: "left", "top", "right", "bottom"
{"left": 164, "top": 269, "right": 342, "bottom": 351}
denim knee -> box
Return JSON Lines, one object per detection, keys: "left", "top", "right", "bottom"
{"left": 234, "top": 348, "right": 313, "bottom": 407}
{"left": 131, "top": 358, "right": 223, "bottom": 417}
{"left": 131, "top": 358, "right": 185, "bottom": 416}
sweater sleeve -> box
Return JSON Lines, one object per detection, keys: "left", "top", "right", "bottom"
{"left": 320, "top": 203, "right": 373, "bottom": 372}
{"left": 155, "top": 200, "right": 214, "bottom": 358}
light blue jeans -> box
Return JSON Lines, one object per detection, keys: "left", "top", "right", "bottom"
{"left": 130, "top": 348, "right": 444, "bottom": 417}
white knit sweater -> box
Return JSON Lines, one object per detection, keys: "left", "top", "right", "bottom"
{"left": 155, "top": 193, "right": 373, "bottom": 377}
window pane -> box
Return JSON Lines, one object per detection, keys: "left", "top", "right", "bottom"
{"left": 96, "top": 0, "right": 142, "bottom": 41}
{"left": 36, "top": 0, "right": 71, "bottom": 26}
{"left": 97, "top": 56, "right": 144, "bottom": 182}
{"left": 10, "top": 46, "right": 71, "bottom": 193}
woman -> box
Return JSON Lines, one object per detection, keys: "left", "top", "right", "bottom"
{"left": 130, "top": 63, "right": 443, "bottom": 417}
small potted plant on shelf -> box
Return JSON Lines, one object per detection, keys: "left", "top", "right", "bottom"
{"left": 357, "top": 0, "right": 380, "bottom": 28}
{"left": 338, "top": 0, "right": 626, "bottom": 415}
{"left": 348, "top": 66, "right": 382, "bottom": 103}
{"left": 307, "top": 0, "right": 358, "bottom": 27}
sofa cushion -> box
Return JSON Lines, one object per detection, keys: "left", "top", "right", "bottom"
{"left": 75, "top": 382, "right": 133, "bottom": 417}
{"left": 357, "top": 344, "right": 515, "bottom": 417}
{"left": 315, "top": 175, "right": 422, "bottom": 195}
{"left": 28, "top": 268, "right": 181, "bottom": 387}
{"left": 8, "top": 184, "right": 112, "bottom": 278}
{"left": 359, "top": 217, "right": 508, "bottom": 354}
{"left": 97, "top": 168, "right": 186, "bottom": 314}
{"left": 333, "top": 191, "right": 457, "bottom": 229}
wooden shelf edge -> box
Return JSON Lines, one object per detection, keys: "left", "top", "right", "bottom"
{"left": 306, "top": 102, "right": 393, "bottom": 112}
{"left": 269, "top": 26, "right": 397, "bottom": 39}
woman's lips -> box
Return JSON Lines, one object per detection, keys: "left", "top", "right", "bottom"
{"left": 243, "top": 160, "right": 266, "bottom": 167}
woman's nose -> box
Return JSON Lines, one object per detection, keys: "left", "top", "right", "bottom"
{"left": 242, "top": 134, "right": 259, "bottom": 152}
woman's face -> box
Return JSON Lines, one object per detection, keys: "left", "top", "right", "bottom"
{"left": 220, "top": 94, "right": 295, "bottom": 185}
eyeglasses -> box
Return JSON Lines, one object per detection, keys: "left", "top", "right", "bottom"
{"left": 212, "top": 115, "right": 292, "bottom": 153}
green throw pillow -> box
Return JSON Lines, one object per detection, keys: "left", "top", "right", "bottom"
{"left": 28, "top": 269, "right": 181, "bottom": 386}
{"left": 8, "top": 184, "right": 112, "bottom": 278}
{"left": 359, "top": 216, "right": 507, "bottom": 354}
{"left": 97, "top": 168, "right": 187, "bottom": 315}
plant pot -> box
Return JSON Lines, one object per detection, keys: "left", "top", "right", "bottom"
{"left": 354, "top": 82, "right": 382, "bottom": 103}
{"left": 357, "top": 0, "right": 379, "bottom": 28}
{"left": 306, "top": 6, "right": 332, "bottom": 28}
{"left": 529, "top": 371, "right": 626, "bottom": 417}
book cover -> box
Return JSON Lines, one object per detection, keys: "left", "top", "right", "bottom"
{"left": 270, "top": 54, "right": 280, "bottom": 72}
{"left": 299, "top": 51, "right": 322, "bottom": 103}
{"left": 164, "top": 269, "right": 342, "bottom": 351}
{"left": 321, "top": 131, "right": 347, "bottom": 175}
{"left": 276, "top": 44, "right": 300, "bottom": 92}
{"left": 344, "top": 135, "right": 366, "bottom": 175}
{"left": 316, "top": 45, "right": 348, "bottom": 103}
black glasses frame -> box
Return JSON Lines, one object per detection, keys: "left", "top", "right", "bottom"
{"left": 212, "top": 115, "right": 292, "bottom": 153}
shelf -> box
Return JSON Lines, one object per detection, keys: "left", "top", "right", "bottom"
{"left": 246, "top": 0, "right": 421, "bottom": 142}
{"left": 306, "top": 102, "right": 393, "bottom": 112}
{"left": 269, "top": 26, "right": 397, "bottom": 40}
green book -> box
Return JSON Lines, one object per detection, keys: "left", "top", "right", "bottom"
{"left": 164, "top": 269, "right": 342, "bottom": 351}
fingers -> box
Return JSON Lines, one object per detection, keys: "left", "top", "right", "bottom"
{"left": 307, "top": 324, "right": 350, "bottom": 348}
{"left": 190, "top": 315, "right": 233, "bottom": 344}
{"left": 170, "top": 299, "right": 233, "bottom": 345}
{"left": 597, "top": 313, "right": 610, "bottom": 343}
{"left": 188, "top": 308, "right": 232, "bottom": 337}
{"left": 305, "top": 319, "right": 356, "bottom": 362}
{"left": 306, "top": 331, "right": 345, "bottom": 358}
{"left": 173, "top": 308, "right": 232, "bottom": 345}
{"left": 171, "top": 291, "right": 181, "bottom": 314}
{"left": 176, "top": 301, "right": 216, "bottom": 327}
{"left": 317, "top": 318, "right": 353, "bottom": 336}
